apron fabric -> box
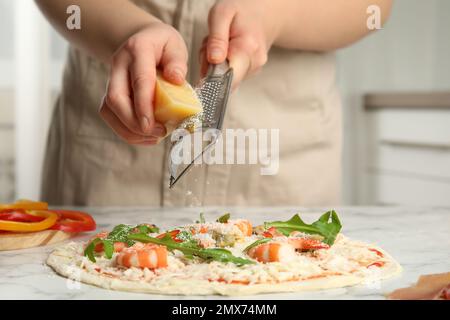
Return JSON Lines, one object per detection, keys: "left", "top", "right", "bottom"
{"left": 41, "top": 0, "right": 342, "bottom": 206}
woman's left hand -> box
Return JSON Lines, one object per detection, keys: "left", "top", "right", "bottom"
{"left": 200, "top": 0, "right": 281, "bottom": 89}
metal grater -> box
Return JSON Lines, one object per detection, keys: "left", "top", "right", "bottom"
{"left": 168, "top": 61, "right": 233, "bottom": 188}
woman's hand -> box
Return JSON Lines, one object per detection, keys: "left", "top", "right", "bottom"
{"left": 100, "top": 22, "right": 188, "bottom": 145}
{"left": 200, "top": 0, "right": 281, "bottom": 89}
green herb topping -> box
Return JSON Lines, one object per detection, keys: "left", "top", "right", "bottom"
{"left": 264, "top": 210, "right": 342, "bottom": 245}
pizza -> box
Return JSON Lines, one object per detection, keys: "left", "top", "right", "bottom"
{"left": 46, "top": 211, "right": 401, "bottom": 296}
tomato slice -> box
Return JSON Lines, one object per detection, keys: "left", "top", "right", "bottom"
{"left": 369, "top": 248, "right": 384, "bottom": 257}
{"left": 49, "top": 210, "right": 96, "bottom": 233}
{"left": 264, "top": 227, "right": 280, "bottom": 237}
{"left": 367, "top": 261, "right": 385, "bottom": 268}
{"left": 262, "top": 231, "right": 273, "bottom": 238}
{"left": 157, "top": 229, "right": 183, "bottom": 242}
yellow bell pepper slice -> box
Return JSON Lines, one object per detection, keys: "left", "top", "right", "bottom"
{"left": 0, "top": 210, "right": 58, "bottom": 232}
{"left": 0, "top": 199, "right": 48, "bottom": 211}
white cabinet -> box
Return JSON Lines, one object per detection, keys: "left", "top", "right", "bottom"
{"left": 361, "top": 92, "right": 450, "bottom": 205}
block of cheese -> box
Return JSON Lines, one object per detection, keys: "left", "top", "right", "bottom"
{"left": 154, "top": 73, "right": 203, "bottom": 134}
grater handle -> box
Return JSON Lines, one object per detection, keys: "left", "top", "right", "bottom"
{"left": 207, "top": 61, "right": 230, "bottom": 77}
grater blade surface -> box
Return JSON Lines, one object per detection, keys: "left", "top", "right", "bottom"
{"left": 168, "top": 61, "right": 233, "bottom": 188}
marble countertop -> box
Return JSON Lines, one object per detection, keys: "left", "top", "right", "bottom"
{"left": 1, "top": 206, "right": 449, "bottom": 300}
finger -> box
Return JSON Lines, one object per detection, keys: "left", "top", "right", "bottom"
{"left": 199, "top": 36, "right": 208, "bottom": 64}
{"left": 129, "top": 50, "right": 157, "bottom": 135}
{"left": 207, "top": 3, "right": 236, "bottom": 64}
{"left": 199, "top": 41, "right": 209, "bottom": 78}
{"left": 160, "top": 36, "right": 188, "bottom": 85}
{"left": 228, "top": 49, "right": 251, "bottom": 90}
{"left": 106, "top": 54, "right": 148, "bottom": 136}
{"left": 99, "top": 101, "right": 159, "bottom": 145}
{"left": 105, "top": 90, "right": 166, "bottom": 138}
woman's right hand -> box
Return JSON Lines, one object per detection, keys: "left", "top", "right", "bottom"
{"left": 99, "top": 22, "right": 188, "bottom": 145}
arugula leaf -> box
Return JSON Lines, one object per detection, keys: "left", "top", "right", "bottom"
{"left": 128, "top": 233, "right": 254, "bottom": 266}
{"left": 107, "top": 224, "right": 136, "bottom": 246}
{"left": 102, "top": 239, "right": 114, "bottom": 259}
{"left": 84, "top": 238, "right": 114, "bottom": 263}
{"left": 243, "top": 238, "right": 272, "bottom": 253}
{"left": 176, "top": 230, "right": 195, "bottom": 243}
{"left": 84, "top": 239, "right": 98, "bottom": 262}
{"left": 83, "top": 223, "right": 160, "bottom": 262}
{"left": 199, "top": 248, "right": 253, "bottom": 265}
{"left": 216, "top": 213, "right": 230, "bottom": 223}
{"left": 136, "top": 224, "right": 159, "bottom": 234}
{"left": 264, "top": 210, "right": 342, "bottom": 245}
{"left": 311, "top": 211, "right": 342, "bottom": 245}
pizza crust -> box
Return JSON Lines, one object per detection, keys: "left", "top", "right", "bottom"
{"left": 46, "top": 242, "right": 402, "bottom": 296}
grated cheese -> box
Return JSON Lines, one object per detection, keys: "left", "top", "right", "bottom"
{"left": 63, "top": 231, "right": 387, "bottom": 285}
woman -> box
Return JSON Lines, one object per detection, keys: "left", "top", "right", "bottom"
{"left": 36, "top": 0, "right": 392, "bottom": 206}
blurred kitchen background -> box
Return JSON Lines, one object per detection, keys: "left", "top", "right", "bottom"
{"left": 0, "top": 0, "right": 449, "bottom": 206}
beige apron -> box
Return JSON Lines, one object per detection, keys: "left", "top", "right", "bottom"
{"left": 41, "top": 0, "right": 342, "bottom": 206}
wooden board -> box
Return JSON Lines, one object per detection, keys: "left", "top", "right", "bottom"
{"left": 0, "top": 230, "right": 76, "bottom": 251}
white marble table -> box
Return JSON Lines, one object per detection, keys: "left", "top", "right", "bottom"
{"left": 1, "top": 206, "right": 449, "bottom": 300}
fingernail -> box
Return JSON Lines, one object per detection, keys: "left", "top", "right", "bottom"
{"left": 172, "top": 68, "right": 184, "bottom": 82}
{"left": 209, "top": 48, "right": 222, "bottom": 61}
{"left": 140, "top": 116, "right": 150, "bottom": 133}
{"left": 151, "top": 123, "right": 166, "bottom": 137}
